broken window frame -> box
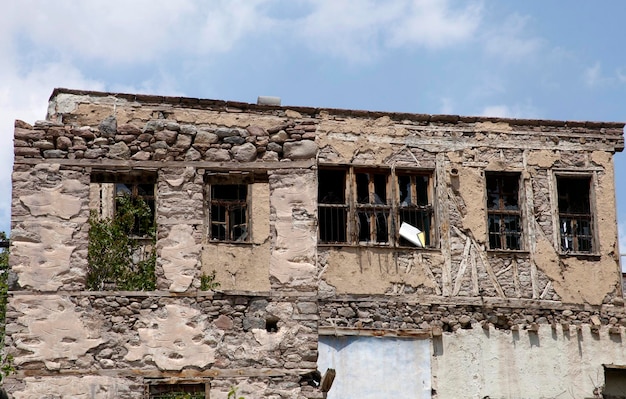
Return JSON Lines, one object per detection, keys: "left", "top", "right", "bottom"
{"left": 318, "top": 167, "right": 349, "bottom": 243}
{"left": 318, "top": 166, "right": 434, "bottom": 247}
{"left": 353, "top": 169, "right": 392, "bottom": 244}
{"left": 485, "top": 172, "right": 523, "bottom": 251}
{"left": 205, "top": 172, "right": 253, "bottom": 243}
{"left": 90, "top": 170, "right": 157, "bottom": 239}
{"left": 555, "top": 173, "right": 596, "bottom": 254}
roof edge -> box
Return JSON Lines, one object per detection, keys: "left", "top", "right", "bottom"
{"left": 49, "top": 88, "right": 626, "bottom": 129}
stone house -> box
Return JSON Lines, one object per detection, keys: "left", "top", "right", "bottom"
{"left": 4, "top": 88, "right": 626, "bottom": 398}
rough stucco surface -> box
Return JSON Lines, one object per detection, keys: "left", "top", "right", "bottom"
{"left": 434, "top": 325, "right": 626, "bottom": 398}
{"left": 11, "top": 376, "right": 141, "bottom": 399}
{"left": 320, "top": 248, "right": 441, "bottom": 295}
{"left": 159, "top": 224, "right": 201, "bottom": 292}
{"left": 456, "top": 167, "right": 486, "bottom": 240}
{"left": 11, "top": 221, "right": 77, "bottom": 291}
{"left": 10, "top": 296, "right": 103, "bottom": 369}
{"left": 269, "top": 170, "right": 317, "bottom": 289}
{"left": 204, "top": 242, "right": 271, "bottom": 291}
{"left": 125, "top": 304, "right": 215, "bottom": 370}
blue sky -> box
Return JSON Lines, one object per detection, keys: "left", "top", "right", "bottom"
{"left": 1, "top": 0, "right": 625, "bottom": 257}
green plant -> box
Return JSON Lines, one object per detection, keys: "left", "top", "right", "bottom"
{"left": 0, "top": 232, "right": 14, "bottom": 384}
{"left": 87, "top": 195, "right": 156, "bottom": 291}
{"left": 200, "top": 270, "right": 220, "bottom": 291}
{"left": 157, "top": 393, "right": 203, "bottom": 399}
{"left": 227, "top": 387, "right": 245, "bottom": 399}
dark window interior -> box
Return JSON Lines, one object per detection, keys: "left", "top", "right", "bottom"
{"left": 318, "top": 169, "right": 348, "bottom": 243}
{"left": 397, "top": 173, "right": 432, "bottom": 247}
{"left": 318, "top": 167, "right": 432, "bottom": 247}
{"left": 355, "top": 171, "right": 389, "bottom": 243}
{"left": 557, "top": 176, "right": 593, "bottom": 253}
{"left": 486, "top": 173, "right": 522, "bottom": 250}
{"left": 210, "top": 184, "right": 248, "bottom": 242}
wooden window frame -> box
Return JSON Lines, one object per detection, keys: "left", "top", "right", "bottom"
{"left": 205, "top": 172, "right": 253, "bottom": 243}
{"left": 318, "top": 166, "right": 434, "bottom": 247}
{"left": 90, "top": 170, "right": 157, "bottom": 239}
{"left": 485, "top": 172, "right": 523, "bottom": 251}
{"left": 555, "top": 173, "right": 596, "bottom": 254}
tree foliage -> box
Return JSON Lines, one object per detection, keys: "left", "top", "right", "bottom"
{"left": 0, "top": 232, "right": 14, "bottom": 386}
{"left": 87, "top": 195, "right": 156, "bottom": 291}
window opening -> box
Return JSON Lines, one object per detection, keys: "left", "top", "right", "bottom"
{"left": 557, "top": 176, "right": 593, "bottom": 253}
{"left": 355, "top": 171, "right": 390, "bottom": 243}
{"left": 210, "top": 184, "right": 249, "bottom": 242}
{"left": 318, "top": 169, "right": 348, "bottom": 243}
{"left": 397, "top": 173, "right": 432, "bottom": 247}
{"left": 486, "top": 173, "right": 522, "bottom": 250}
{"left": 148, "top": 383, "right": 206, "bottom": 399}
{"left": 115, "top": 182, "right": 155, "bottom": 238}
{"left": 88, "top": 171, "right": 157, "bottom": 291}
{"left": 318, "top": 167, "right": 433, "bottom": 247}
{"left": 603, "top": 366, "right": 626, "bottom": 399}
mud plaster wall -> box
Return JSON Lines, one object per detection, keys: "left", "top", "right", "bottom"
{"left": 315, "top": 112, "right": 623, "bottom": 305}
{"left": 10, "top": 163, "right": 89, "bottom": 291}
{"left": 203, "top": 182, "right": 271, "bottom": 291}
{"left": 269, "top": 169, "right": 318, "bottom": 290}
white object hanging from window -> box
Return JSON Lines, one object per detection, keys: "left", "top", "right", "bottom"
{"left": 399, "top": 222, "right": 425, "bottom": 247}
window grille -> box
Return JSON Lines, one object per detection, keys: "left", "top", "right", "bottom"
{"left": 486, "top": 173, "right": 522, "bottom": 250}
{"left": 557, "top": 176, "right": 593, "bottom": 253}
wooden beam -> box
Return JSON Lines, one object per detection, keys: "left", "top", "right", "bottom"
{"left": 319, "top": 326, "right": 431, "bottom": 339}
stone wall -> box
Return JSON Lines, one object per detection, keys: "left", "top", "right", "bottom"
{"left": 5, "top": 88, "right": 626, "bottom": 398}
{"left": 6, "top": 292, "right": 320, "bottom": 398}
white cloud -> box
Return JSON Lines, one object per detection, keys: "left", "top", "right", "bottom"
{"left": 585, "top": 62, "right": 605, "bottom": 88}
{"left": 439, "top": 97, "right": 455, "bottom": 114}
{"left": 479, "top": 102, "right": 538, "bottom": 119}
{"left": 296, "top": 0, "right": 483, "bottom": 61}
{"left": 386, "top": 0, "right": 483, "bottom": 48}
{"left": 2, "top": 1, "right": 485, "bottom": 67}
{"left": 483, "top": 14, "right": 544, "bottom": 61}
{"left": 1, "top": 1, "right": 276, "bottom": 65}
{"left": 0, "top": 59, "right": 105, "bottom": 235}
{"left": 584, "top": 62, "right": 626, "bottom": 88}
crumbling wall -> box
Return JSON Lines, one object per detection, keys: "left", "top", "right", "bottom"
{"left": 8, "top": 91, "right": 324, "bottom": 398}
{"left": 315, "top": 113, "right": 623, "bottom": 305}
{"left": 5, "top": 293, "right": 320, "bottom": 398}
{"left": 6, "top": 89, "right": 626, "bottom": 398}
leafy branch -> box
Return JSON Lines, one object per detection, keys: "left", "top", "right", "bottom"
{"left": 0, "top": 232, "right": 14, "bottom": 385}
{"left": 228, "top": 386, "right": 245, "bottom": 399}
{"left": 87, "top": 195, "right": 156, "bottom": 291}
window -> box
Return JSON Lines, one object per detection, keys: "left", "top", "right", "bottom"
{"left": 115, "top": 182, "right": 155, "bottom": 237}
{"left": 88, "top": 171, "right": 157, "bottom": 291}
{"left": 318, "top": 169, "right": 348, "bottom": 243}
{"left": 557, "top": 175, "right": 594, "bottom": 253}
{"left": 486, "top": 173, "right": 522, "bottom": 250}
{"left": 318, "top": 167, "right": 433, "bottom": 247}
{"left": 148, "top": 383, "right": 206, "bottom": 398}
{"left": 206, "top": 172, "right": 252, "bottom": 242}
{"left": 90, "top": 171, "right": 157, "bottom": 238}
